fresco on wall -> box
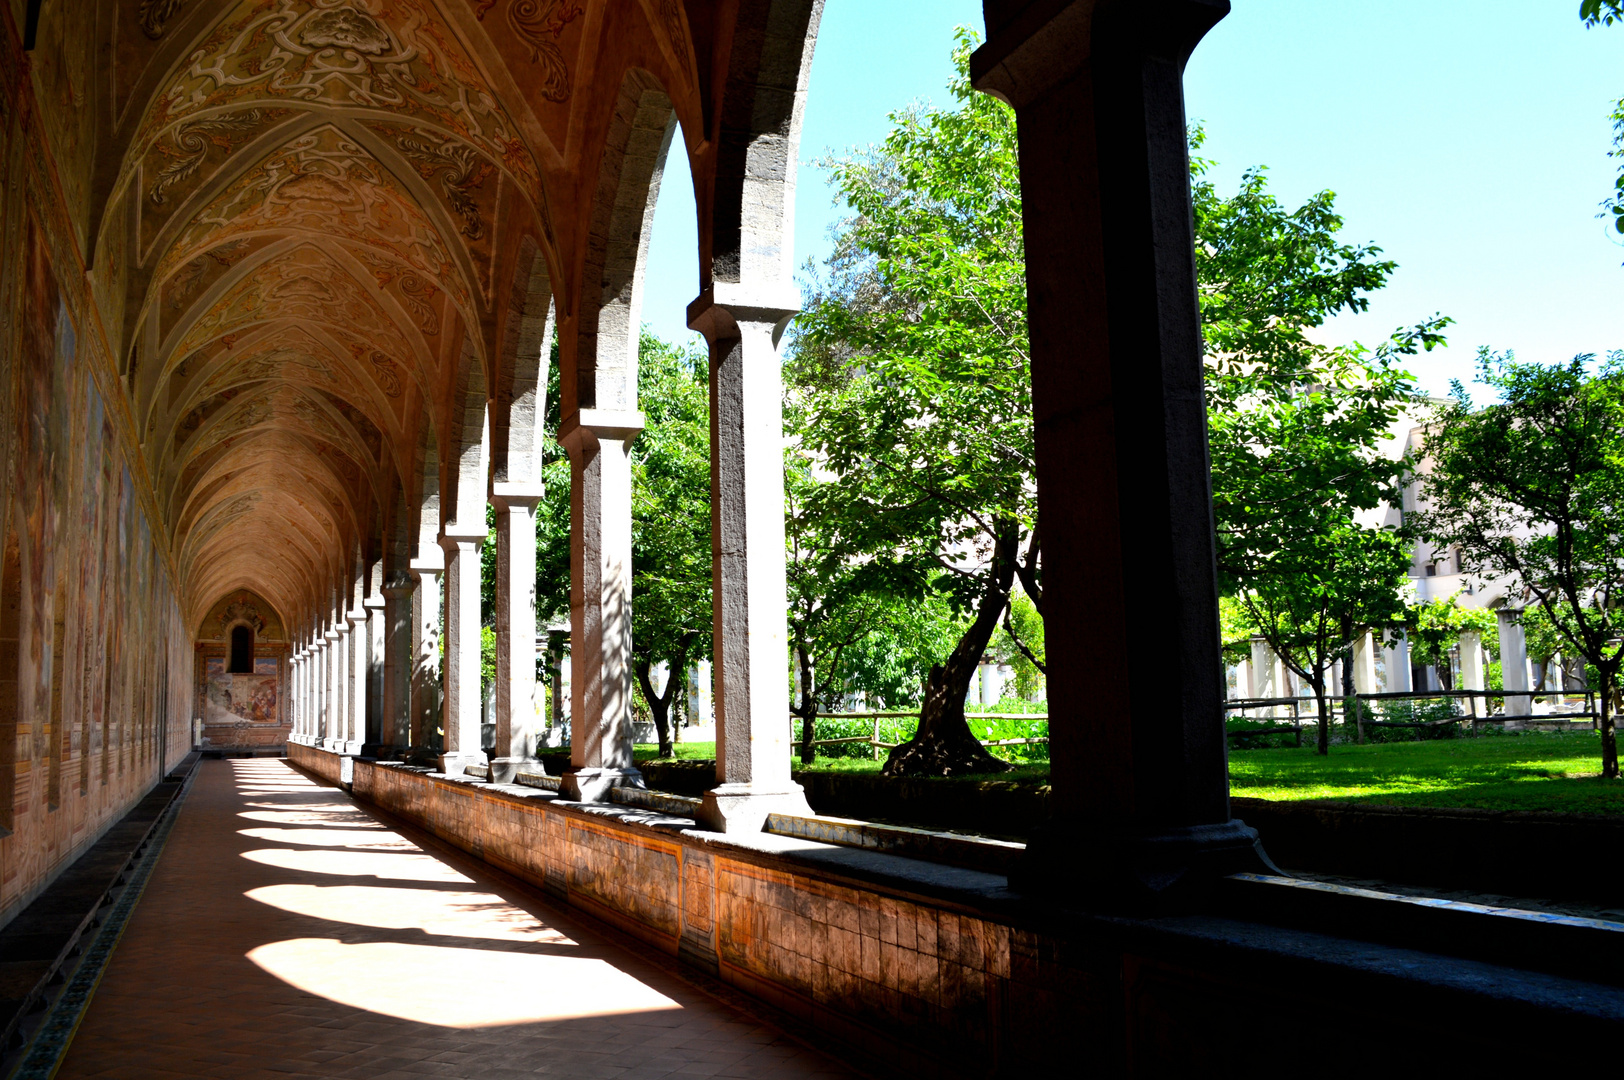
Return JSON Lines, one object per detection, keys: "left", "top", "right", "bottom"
{"left": 204, "top": 655, "right": 280, "bottom": 724}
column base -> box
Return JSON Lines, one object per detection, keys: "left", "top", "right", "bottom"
{"left": 1012, "top": 818, "right": 1279, "bottom": 911}
{"left": 490, "top": 756, "right": 538, "bottom": 784}
{"left": 344, "top": 740, "right": 364, "bottom": 755}
{"left": 322, "top": 737, "right": 343, "bottom": 753}
{"left": 558, "top": 767, "right": 645, "bottom": 803}
{"left": 696, "top": 782, "right": 814, "bottom": 834}
{"left": 437, "top": 751, "right": 486, "bottom": 778}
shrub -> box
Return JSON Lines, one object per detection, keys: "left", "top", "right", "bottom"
{"left": 1225, "top": 717, "right": 1300, "bottom": 750}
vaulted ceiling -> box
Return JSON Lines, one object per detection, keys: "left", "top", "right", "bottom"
{"left": 61, "top": 0, "right": 780, "bottom": 638}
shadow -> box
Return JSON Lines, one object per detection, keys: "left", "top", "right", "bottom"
{"left": 55, "top": 758, "right": 854, "bottom": 1079}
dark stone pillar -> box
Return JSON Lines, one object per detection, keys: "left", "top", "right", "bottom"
{"left": 973, "top": 0, "right": 1271, "bottom": 904}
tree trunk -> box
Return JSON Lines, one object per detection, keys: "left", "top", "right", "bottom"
{"left": 1313, "top": 673, "right": 1330, "bottom": 756}
{"left": 883, "top": 523, "right": 1018, "bottom": 777}
{"left": 795, "top": 642, "right": 817, "bottom": 765}
{"left": 634, "top": 660, "right": 675, "bottom": 759}
{"left": 1600, "top": 666, "right": 1619, "bottom": 780}
{"left": 1339, "top": 646, "right": 1363, "bottom": 745}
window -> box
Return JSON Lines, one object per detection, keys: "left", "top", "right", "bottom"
{"left": 229, "top": 625, "right": 254, "bottom": 673}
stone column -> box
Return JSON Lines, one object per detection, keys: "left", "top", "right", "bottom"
{"left": 688, "top": 292, "right": 812, "bottom": 832}
{"left": 973, "top": 0, "right": 1269, "bottom": 899}
{"left": 686, "top": 659, "right": 711, "bottom": 727}
{"left": 324, "top": 626, "right": 343, "bottom": 751}
{"left": 1384, "top": 631, "right": 1413, "bottom": 693}
{"left": 438, "top": 530, "right": 486, "bottom": 776}
{"left": 547, "top": 627, "right": 568, "bottom": 738}
{"left": 364, "top": 591, "right": 386, "bottom": 753}
{"left": 558, "top": 410, "right": 646, "bottom": 802}
{"left": 347, "top": 607, "right": 368, "bottom": 754}
{"left": 1459, "top": 630, "right": 1485, "bottom": 692}
{"left": 410, "top": 567, "right": 443, "bottom": 752}
{"left": 1352, "top": 632, "right": 1379, "bottom": 695}
{"left": 1499, "top": 608, "right": 1532, "bottom": 718}
{"left": 380, "top": 576, "right": 414, "bottom": 755}
{"left": 491, "top": 488, "right": 543, "bottom": 782}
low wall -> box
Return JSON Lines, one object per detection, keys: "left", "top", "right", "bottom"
{"left": 287, "top": 744, "right": 1624, "bottom": 1073}
{"left": 1235, "top": 797, "right": 1624, "bottom": 902}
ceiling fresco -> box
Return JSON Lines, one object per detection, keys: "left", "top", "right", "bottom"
{"left": 60, "top": 0, "right": 736, "bottom": 636}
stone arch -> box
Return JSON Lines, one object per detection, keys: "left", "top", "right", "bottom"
{"left": 441, "top": 334, "right": 491, "bottom": 534}
{"left": 492, "top": 237, "right": 556, "bottom": 489}
{"left": 706, "top": 0, "right": 823, "bottom": 293}
{"left": 568, "top": 68, "right": 678, "bottom": 416}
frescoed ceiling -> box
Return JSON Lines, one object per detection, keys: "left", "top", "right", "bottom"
{"left": 81, "top": 0, "right": 699, "bottom": 633}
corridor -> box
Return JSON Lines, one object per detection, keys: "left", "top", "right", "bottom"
{"left": 55, "top": 760, "right": 854, "bottom": 1080}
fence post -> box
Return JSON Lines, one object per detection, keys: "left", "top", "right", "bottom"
{"left": 1293, "top": 699, "right": 1302, "bottom": 748}
{"left": 1354, "top": 694, "right": 1365, "bottom": 745}
{"left": 873, "top": 716, "right": 881, "bottom": 761}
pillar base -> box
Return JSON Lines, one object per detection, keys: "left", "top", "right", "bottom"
{"left": 490, "top": 756, "right": 538, "bottom": 784}
{"left": 558, "top": 767, "right": 644, "bottom": 803}
{"left": 696, "top": 782, "right": 814, "bottom": 834}
{"left": 437, "top": 751, "right": 486, "bottom": 778}
{"left": 1012, "top": 819, "right": 1279, "bottom": 911}
{"left": 322, "top": 738, "right": 343, "bottom": 753}
{"left": 344, "top": 740, "right": 364, "bottom": 755}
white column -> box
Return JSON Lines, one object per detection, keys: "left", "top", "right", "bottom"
{"left": 547, "top": 628, "right": 569, "bottom": 737}
{"left": 686, "top": 660, "right": 711, "bottom": 727}
{"left": 324, "top": 626, "right": 343, "bottom": 750}
{"left": 1383, "top": 630, "right": 1412, "bottom": 693}
{"left": 1459, "top": 630, "right": 1485, "bottom": 692}
{"left": 347, "top": 608, "right": 368, "bottom": 754}
{"left": 491, "top": 489, "right": 543, "bottom": 782}
{"left": 381, "top": 576, "right": 413, "bottom": 754}
{"left": 689, "top": 291, "right": 812, "bottom": 831}
{"left": 410, "top": 567, "right": 443, "bottom": 751}
{"left": 1499, "top": 608, "right": 1532, "bottom": 718}
{"left": 438, "top": 531, "right": 486, "bottom": 775}
{"left": 1352, "top": 631, "right": 1379, "bottom": 694}
{"left": 365, "top": 592, "right": 386, "bottom": 751}
{"left": 558, "top": 410, "right": 645, "bottom": 801}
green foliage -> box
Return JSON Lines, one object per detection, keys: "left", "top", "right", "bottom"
{"left": 787, "top": 30, "right": 1037, "bottom": 734}
{"left": 1415, "top": 350, "right": 1624, "bottom": 776}
{"left": 1193, "top": 127, "right": 1445, "bottom": 752}
{"left": 628, "top": 333, "right": 713, "bottom": 691}
{"left": 987, "top": 589, "right": 1045, "bottom": 700}
{"left": 480, "top": 624, "right": 496, "bottom": 691}
{"left": 1405, "top": 593, "right": 1496, "bottom": 670}
{"left": 1225, "top": 718, "right": 1301, "bottom": 751}
{"left": 1582, "top": 0, "right": 1624, "bottom": 27}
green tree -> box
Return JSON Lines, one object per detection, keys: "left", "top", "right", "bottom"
{"left": 628, "top": 333, "right": 713, "bottom": 756}
{"left": 1415, "top": 350, "right": 1624, "bottom": 777}
{"left": 790, "top": 31, "right": 1032, "bottom": 777}
{"left": 1194, "top": 131, "right": 1447, "bottom": 754}
{"left": 533, "top": 331, "right": 713, "bottom": 758}
{"left": 1405, "top": 592, "right": 1496, "bottom": 687}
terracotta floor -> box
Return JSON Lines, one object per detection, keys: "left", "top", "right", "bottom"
{"left": 57, "top": 759, "right": 856, "bottom": 1080}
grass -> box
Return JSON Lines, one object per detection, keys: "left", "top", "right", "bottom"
{"left": 633, "top": 743, "right": 1051, "bottom": 785}
{"left": 630, "top": 731, "right": 1624, "bottom": 816}
{"left": 1229, "top": 731, "right": 1624, "bottom": 816}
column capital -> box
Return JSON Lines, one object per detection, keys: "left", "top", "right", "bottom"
{"left": 490, "top": 482, "right": 545, "bottom": 510}
{"left": 438, "top": 528, "right": 486, "bottom": 552}
{"left": 324, "top": 627, "right": 341, "bottom": 642}
{"left": 686, "top": 283, "right": 799, "bottom": 343}
{"left": 347, "top": 608, "right": 368, "bottom": 626}
{"left": 972, "top": 0, "right": 1228, "bottom": 109}
{"left": 558, "top": 408, "right": 644, "bottom": 451}
{"left": 364, "top": 594, "right": 386, "bottom": 611}
{"left": 408, "top": 564, "right": 443, "bottom": 582}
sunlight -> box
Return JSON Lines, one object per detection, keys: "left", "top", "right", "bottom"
{"left": 246, "top": 939, "right": 682, "bottom": 1027}
{"left": 246, "top": 884, "right": 577, "bottom": 944}
{"left": 237, "top": 827, "right": 417, "bottom": 849}
{"left": 240, "top": 848, "right": 472, "bottom": 883}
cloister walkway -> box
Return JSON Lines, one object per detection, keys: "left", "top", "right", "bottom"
{"left": 56, "top": 760, "right": 854, "bottom": 1080}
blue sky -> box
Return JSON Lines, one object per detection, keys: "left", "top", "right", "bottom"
{"left": 640, "top": 1, "right": 1624, "bottom": 399}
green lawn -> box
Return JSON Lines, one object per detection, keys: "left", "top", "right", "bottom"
{"left": 632, "top": 731, "right": 1624, "bottom": 816}
{"left": 1229, "top": 731, "right": 1624, "bottom": 815}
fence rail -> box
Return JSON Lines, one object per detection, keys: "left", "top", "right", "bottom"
{"left": 1224, "top": 687, "right": 1600, "bottom": 745}
{"left": 795, "top": 711, "right": 1050, "bottom": 760}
